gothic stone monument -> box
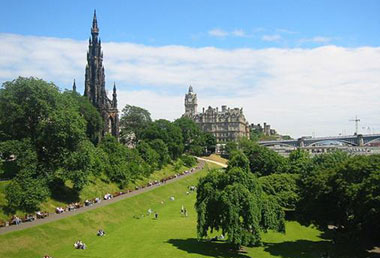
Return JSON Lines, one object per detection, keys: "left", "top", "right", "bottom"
{"left": 82, "top": 10, "right": 120, "bottom": 138}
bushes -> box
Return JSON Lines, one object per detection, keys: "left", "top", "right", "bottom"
{"left": 180, "top": 154, "right": 197, "bottom": 167}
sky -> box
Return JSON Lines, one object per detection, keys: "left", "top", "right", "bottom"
{"left": 0, "top": 0, "right": 379, "bottom": 138}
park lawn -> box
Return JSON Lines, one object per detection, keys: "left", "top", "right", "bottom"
{"left": 201, "top": 154, "right": 228, "bottom": 165}
{"left": 0, "top": 162, "right": 332, "bottom": 258}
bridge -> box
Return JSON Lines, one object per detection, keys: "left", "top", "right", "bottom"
{"left": 259, "top": 134, "right": 380, "bottom": 148}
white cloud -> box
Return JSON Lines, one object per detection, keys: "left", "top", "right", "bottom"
{"left": 208, "top": 29, "right": 228, "bottom": 37}
{"left": 232, "top": 29, "right": 246, "bottom": 37}
{"left": 209, "top": 28, "right": 250, "bottom": 38}
{"left": 1, "top": 33, "right": 380, "bottom": 138}
{"left": 276, "top": 28, "right": 297, "bottom": 34}
{"left": 298, "top": 36, "right": 332, "bottom": 44}
{"left": 261, "top": 34, "right": 282, "bottom": 42}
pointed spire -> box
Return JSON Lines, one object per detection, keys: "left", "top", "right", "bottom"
{"left": 188, "top": 85, "right": 193, "bottom": 93}
{"left": 91, "top": 9, "right": 99, "bottom": 35}
{"left": 112, "top": 82, "right": 117, "bottom": 108}
{"left": 72, "top": 79, "right": 77, "bottom": 92}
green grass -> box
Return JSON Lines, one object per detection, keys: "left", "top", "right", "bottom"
{"left": 0, "top": 162, "right": 341, "bottom": 258}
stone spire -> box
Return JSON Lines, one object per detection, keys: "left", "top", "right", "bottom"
{"left": 112, "top": 82, "right": 117, "bottom": 108}
{"left": 83, "top": 11, "right": 119, "bottom": 139}
{"left": 91, "top": 10, "right": 99, "bottom": 36}
{"left": 188, "top": 85, "right": 193, "bottom": 93}
{"left": 72, "top": 79, "right": 76, "bottom": 92}
{"left": 84, "top": 9, "right": 105, "bottom": 108}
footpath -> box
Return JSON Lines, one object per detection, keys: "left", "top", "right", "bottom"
{"left": 0, "top": 159, "right": 214, "bottom": 235}
{"left": 196, "top": 157, "right": 227, "bottom": 168}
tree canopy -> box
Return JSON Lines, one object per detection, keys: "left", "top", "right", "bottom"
{"left": 196, "top": 151, "right": 285, "bottom": 248}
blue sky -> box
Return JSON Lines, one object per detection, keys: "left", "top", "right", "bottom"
{"left": 1, "top": 0, "right": 380, "bottom": 48}
{"left": 0, "top": 0, "right": 380, "bottom": 137}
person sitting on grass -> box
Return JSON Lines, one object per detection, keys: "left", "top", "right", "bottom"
{"left": 74, "top": 240, "right": 86, "bottom": 249}
{"left": 97, "top": 229, "right": 106, "bottom": 236}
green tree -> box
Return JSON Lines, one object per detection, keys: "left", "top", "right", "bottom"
{"left": 227, "top": 151, "right": 250, "bottom": 173}
{"left": 196, "top": 167, "right": 285, "bottom": 248}
{"left": 288, "top": 149, "right": 312, "bottom": 174}
{"left": 140, "top": 119, "right": 184, "bottom": 160}
{"left": 297, "top": 152, "right": 380, "bottom": 243}
{"left": 63, "top": 91, "right": 103, "bottom": 145}
{"left": 259, "top": 173, "right": 299, "bottom": 209}
{"left": 99, "top": 135, "right": 131, "bottom": 187}
{"left": 148, "top": 139, "right": 170, "bottom": 168}
{"left": 137, "top": 140, "right": 160, "bottom": 173}
{"left": 120, "top": 105, "right": 152, "bottom": 144}
{"left": 240, "top": 141, "right": 288, "bottom": 176}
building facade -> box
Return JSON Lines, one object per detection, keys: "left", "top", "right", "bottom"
{"left": 183, "top": 86, "right": 250, "bottom": 142}
{"left": 83, "top": 11, "right": 119, "bottom": 138}
{"left": 250, "top": 122, "right": 277, "bottom": 136}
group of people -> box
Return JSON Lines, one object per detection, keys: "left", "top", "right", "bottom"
{"left": 55, "top": 207, "right": 65, "bottom": 214}
{"left": 74, "top": 240, "right": 86, "bottom": 249}
{"left": 104, "top": 193, "right": 113, "bottom": 200}
{"left": 97, "top": 229, "right": 106, "bottom": 236}
{"left": 11, "top": 215, "right": 22, "bottom": 225}
{"left": 181, "top": 205, "right": 188, "bottom": 217}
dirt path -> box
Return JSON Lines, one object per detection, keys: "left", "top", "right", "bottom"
{"left": 0, "top": 160, "right": 208, "bottom": 235}
{"left": 196, "top": 157, "right": 227, "bottom": 168}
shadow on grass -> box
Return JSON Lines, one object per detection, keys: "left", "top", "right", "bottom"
{"left": 263, "top": 240, "right": 331, "bottom": 258}
{"left": 263, "top": 239, "right": 380, "bottom": 258}
{"left": 167, "top": 238, "right": 250, "bottom": 258}
{"left": 50, "top": 179, "right": 79, "bottom": 204}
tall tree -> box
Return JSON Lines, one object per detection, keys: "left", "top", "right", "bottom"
{"left": 140, "top": 119, "right": 184, "bottom": 159}
{"left": 120, "top": 104, "right": 152, "bottom": 144}
{"left": 196, "top": 167, "right": 285, "bottom": 248}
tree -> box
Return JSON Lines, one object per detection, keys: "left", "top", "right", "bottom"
{"left": 137, "top": 140, "right": 160, "bottom": 174}
{"left": 120, "top": 105, "right": 152, "bottom": 144}
{"left": 63, "top": 91, "right": 103, "bottom": 145}
{"left": 196, "top": 167, "right": 285, "bottom": 248}
{"left": 259, "top": 173, "right": 299, "bottom": 209}
{"left": 240, "top": 141, "right": 288, "bottom": 176}
{"left": 224, "top": 141, "right": 238, "bottom": 157}
{"left": 99, "top": 135, "right": 131, "bottom": 187}
{"left": 174, "top": 117, "right": 216, "bottom": 155}
{"left": 0, "top": 77, "right": 94, "bottom": 210}
{"left": 148, "top": 139, "right": 170, "bottom": 168}
{"left": 140, "top": 119, "right": 184, "bottom": 160}
{"left": 288, "top": 149, "right": 312, "bottom": 174}
{"left": 296, "top": 152, "right": 380, "bottom": 243}
{"left": 227, "top": 151, "right": 250, "bottom": 173}
{"left": 0, "top": 77, "right": 61, "bottom": 142}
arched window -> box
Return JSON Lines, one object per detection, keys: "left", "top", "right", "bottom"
{"left": 108, "top": 117, "right": 113, "bottom": 134}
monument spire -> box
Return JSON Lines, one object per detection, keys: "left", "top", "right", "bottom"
{"left": 84, "top": 11, "right": 119, "bottom": 139}
{"left": 72, "top": 79, "right": 76, "bottom": 92}
{"left": 91, "top": 10, "right": 99, "bottom": 35}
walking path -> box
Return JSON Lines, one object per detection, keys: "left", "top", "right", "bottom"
{"left": 0, "top": 159, "right": 213, "bottom": 235}
{"left": 196, "top": 157, "right": 227, "bottom": 168}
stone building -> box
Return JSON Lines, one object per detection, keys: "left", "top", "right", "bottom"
{"left": 183, "top": 86, "right": 250, "bottom": 142}
{"left": 250, "top": 122, "right": 277, "bottom": 136}
{"left": 82, "top": 11, "right": 119, "bottom": 138}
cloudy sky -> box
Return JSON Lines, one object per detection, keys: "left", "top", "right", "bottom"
{"left": 1, "top": 0, "right": 379, "bottom": 138}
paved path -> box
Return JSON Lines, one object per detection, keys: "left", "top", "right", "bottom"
{"left": 196, "top": 157, "right": 227, "bottom": 168}
{"left": 0, "top": 160, "right": 210, "bottom": 235}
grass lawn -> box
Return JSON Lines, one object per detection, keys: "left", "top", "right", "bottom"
{"left": 0, "top": 162, "right": 359, "bottom": 258}
{"left": 201, "top": 154, "right": 228, "bottom": 165}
